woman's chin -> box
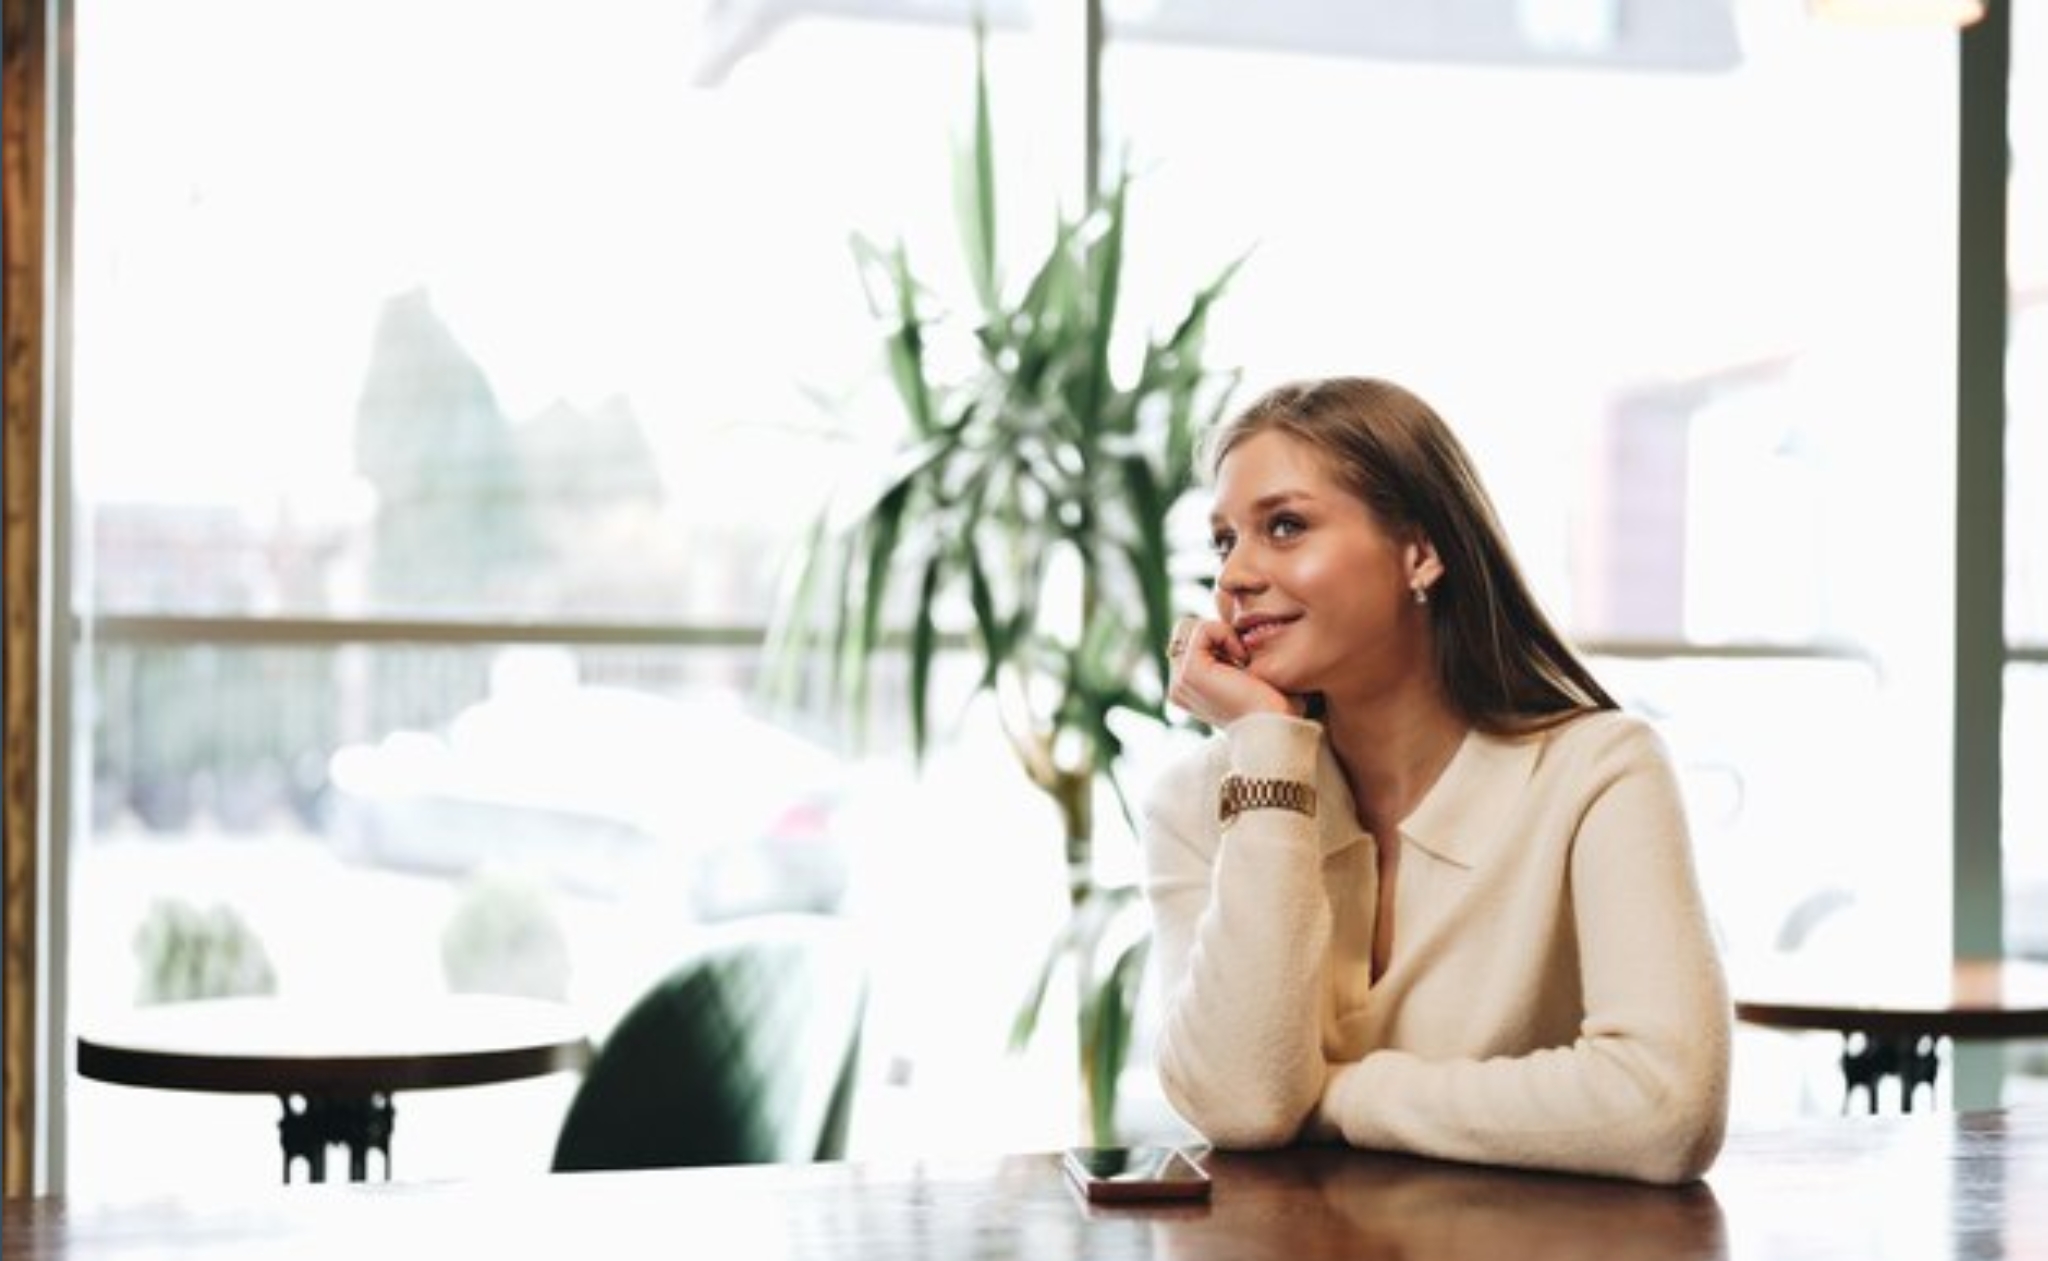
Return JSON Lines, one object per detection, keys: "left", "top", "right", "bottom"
{"left": 1247, "top": 659, "right": 1305, "bottom": 694}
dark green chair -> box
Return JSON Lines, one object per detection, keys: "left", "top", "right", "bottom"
{"left": 550, "top": 913, "right": 867, "bottom": 1172}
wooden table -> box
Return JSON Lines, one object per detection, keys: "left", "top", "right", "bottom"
{"left": 8, "top": 1105, "right": 2048, "bottom": 1259}
{"left": 1732, "top": 956, "right": 2048, "bottom": 1112}
{"left": 74, "top": 995, "right": 592, "bottom": 1183}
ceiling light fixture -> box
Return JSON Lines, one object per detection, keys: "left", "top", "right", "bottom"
{"left": 1809, "top": 0, "right": 1986, "bottom": 27}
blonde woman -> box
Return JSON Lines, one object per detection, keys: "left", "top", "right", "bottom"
{"left": 1146, "top": 376, "right": 1729, "bottom": 1184}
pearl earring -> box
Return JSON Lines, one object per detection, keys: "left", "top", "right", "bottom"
{"left": 1412, "top": 583, "right": 1429, "bottom": 606}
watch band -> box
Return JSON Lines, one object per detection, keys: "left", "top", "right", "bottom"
{"left": 1218, "top": 774, "right": 1318, "bottom": 828}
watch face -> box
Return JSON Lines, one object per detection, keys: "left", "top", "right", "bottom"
{"left": 1218, "top": 776, "right": 1246, "bottom": 824}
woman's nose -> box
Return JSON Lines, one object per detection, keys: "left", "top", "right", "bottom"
{"left": 1217, "top": 548, "right": 1264, "bottom": 598}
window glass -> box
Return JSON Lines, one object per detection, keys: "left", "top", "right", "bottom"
{"left": 2006, "top": 4, "right": 2047, "bottom": 987}
{"left": 1102, "top": 5, "right": 1959, "bottom": 969}
{"left": 74, "top": 1, "right": 1040, "bottom": 624}
{"left": 67, "top": 0, "right": 1068, "bottom": 1195}
{"left": 2010, "top": 668, "right": 2048, "bottom": 954}
{"left": 66, "top": 0, "right": 1980, "bottom": 1192}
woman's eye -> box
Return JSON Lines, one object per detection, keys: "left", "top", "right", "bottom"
{"left": 1268, "top": 514, "right": 1305, "bottom": 540}
{"left": 1209, "top": 531, "right": 1236, "bottom": 559}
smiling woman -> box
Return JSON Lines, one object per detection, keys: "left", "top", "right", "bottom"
{"left": 1107, "top": 1, "right": 2011, "bottom": 1116}
{"left": 1145, "top": 377, "right": 1730, "bottom": 1184}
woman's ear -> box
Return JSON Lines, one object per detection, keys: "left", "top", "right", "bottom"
{"left": 1405, "top": 537, "right": 1446, "bottom": 594}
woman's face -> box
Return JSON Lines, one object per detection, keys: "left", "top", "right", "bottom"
{"left": 1208, "top": 430, "right": 1435, "bottom": 701}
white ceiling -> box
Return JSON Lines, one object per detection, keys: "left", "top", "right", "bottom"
{"left": 689, "top": 0, "right": 1742, "bottom": 85}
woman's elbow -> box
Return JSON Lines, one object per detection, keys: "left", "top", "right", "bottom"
{"left": 1159, "top": 1062, "right": 1314, "bottom": 1150}
{"left": 1625, "top": 1070, "right": 1729, "bottom": 1185}
{"left": 1193, "top": 1108, "right": 1305, "bottom": 1151}
{"left": 1628, "top": 1121, "right": 1724, "bottom": 1185}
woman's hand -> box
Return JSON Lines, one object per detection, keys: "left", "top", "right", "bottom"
{"left": 1167, "top": 615, "right": 1301, "bottom": 727}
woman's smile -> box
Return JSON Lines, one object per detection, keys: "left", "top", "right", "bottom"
{"left": 1234, "top": 613, "right": 1298, "bottom": 651}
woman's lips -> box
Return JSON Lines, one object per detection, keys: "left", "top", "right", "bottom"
{"left": 1237, "top": 616, "right": 1297, "bottom": 650}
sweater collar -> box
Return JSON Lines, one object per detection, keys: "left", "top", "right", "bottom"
{"left": 1393, "top": 727, "right": 1542, "bottom": 868}
{"left": 1311, "top": 751, "right": 1365, "bottom": 858}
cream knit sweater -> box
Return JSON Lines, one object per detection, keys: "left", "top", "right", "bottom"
{"left": 1142, "top": 709, "right": 1730, "bottom": 1185}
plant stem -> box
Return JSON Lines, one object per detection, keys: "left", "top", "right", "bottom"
{"left": 1051, "top": 764, "right": 1111, "bottom": 1142}
{"left": 1056, "top": 769, "right": 1094, "bottom": 911}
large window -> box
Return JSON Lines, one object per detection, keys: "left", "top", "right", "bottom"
{"left": 67, "top": 0, "right": 1082, "bottom": 1193}
{"left": 1102, "top": 8, "right": 1959, "bottom": 965}
{"left": 2006, "top": 5, "right": 2047, "bottom": 963}
{"left": 60, "top": 0, "right": 2014, "bottom": 1193}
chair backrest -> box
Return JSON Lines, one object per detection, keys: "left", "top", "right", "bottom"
{"left": 550, "top": 913, "right": 867, "bottom": 1172}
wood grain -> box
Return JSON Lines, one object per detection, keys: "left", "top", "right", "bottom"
{"left": 7, "top": 1107, "right": 2048, "bottom": 1259}
{"left": 2, "top": 0, "right": 50, "bottom": 1203}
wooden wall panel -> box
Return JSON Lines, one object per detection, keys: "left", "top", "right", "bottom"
{"left": 2, "top": 0, "right": 48, "bottom": 1200}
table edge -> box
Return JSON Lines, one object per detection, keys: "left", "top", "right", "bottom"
{"left": 76, "top": 1034, "right": 592, "bottom": 1096}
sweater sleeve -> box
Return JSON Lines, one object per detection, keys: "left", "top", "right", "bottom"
{"left": 1314, "top": 722, "right": 1731, "bottom": 1184}
{"left": 1142, "top": 713, "right": 1349, "bottom": 1149}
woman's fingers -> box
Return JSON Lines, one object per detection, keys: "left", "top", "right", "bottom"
{"left": 1169, "top": 617, "right": 1285, "bottom": 724}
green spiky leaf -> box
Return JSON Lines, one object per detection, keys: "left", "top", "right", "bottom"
{"left": 761, "top": 18, "right": 1244, "bottom": 1146}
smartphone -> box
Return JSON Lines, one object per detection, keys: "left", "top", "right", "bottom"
{"left": 1061, "top": 1145, "right": 1213, "bottom": 1204}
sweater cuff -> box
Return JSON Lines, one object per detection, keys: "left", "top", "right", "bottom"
{"left": 1224, "top": 712, "right": 1323, "bottom": 783}
{"left": 1314, "top": 1059, "right": 1367, "bottom": 1143}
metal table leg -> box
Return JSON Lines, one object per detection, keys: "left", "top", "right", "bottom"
{"left": 1840, "top": 1032, "right": 1941, "bottom": 1113}
{"left": 278, "top": 1092, "right": 395, "bottom": 1183}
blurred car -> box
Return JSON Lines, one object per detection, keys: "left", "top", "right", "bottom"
{"left": 326, "top": 675, "right": 851, "bottom": 920}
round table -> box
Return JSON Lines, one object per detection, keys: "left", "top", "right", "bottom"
{"left": 76, "top": 994, "right": 593, "bottom": 1182}
{"left": 1732, "top": 956, "right": 2048, "bottom": 1112}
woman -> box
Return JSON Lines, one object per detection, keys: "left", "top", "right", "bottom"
{"left": 1145, "top": 376, "right": 1729, "bottom": 1184}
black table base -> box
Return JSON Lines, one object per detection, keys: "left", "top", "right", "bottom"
{"left": 1840, "top": 1032, "right": 1942, "bottom": 1113}
{"left": 277, "top": 1093, "right": 394, "bottom": 1183}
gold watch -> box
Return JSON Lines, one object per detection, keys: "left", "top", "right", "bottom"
{"left": 1218, "top": 774, "right": 1318, "bottom": 828}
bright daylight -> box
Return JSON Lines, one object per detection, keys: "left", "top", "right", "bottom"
{"left": 5, "top": 1, "right": 2048, "bottom": 1258}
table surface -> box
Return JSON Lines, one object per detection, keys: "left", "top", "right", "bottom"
{"left": 1731, "top": 955, "right": 2048, "bottom": 1039}
{"left": 74, "top": 994, "right": 593, "bottom": 1096}
{"left": 9, "top": 1105, "right": 2048, "bottom": 1260}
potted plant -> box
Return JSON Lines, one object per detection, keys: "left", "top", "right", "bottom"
{"left": 765, "top": 25, "right": 1241, "bottom": 1145}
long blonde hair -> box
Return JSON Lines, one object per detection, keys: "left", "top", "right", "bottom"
{"left": 1204, "top": 376, "right": 1615, "bottom": 732}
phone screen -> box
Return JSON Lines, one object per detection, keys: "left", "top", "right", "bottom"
{"left": 1062, "top": 1146, "right": 1212, "bottom": 1203}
